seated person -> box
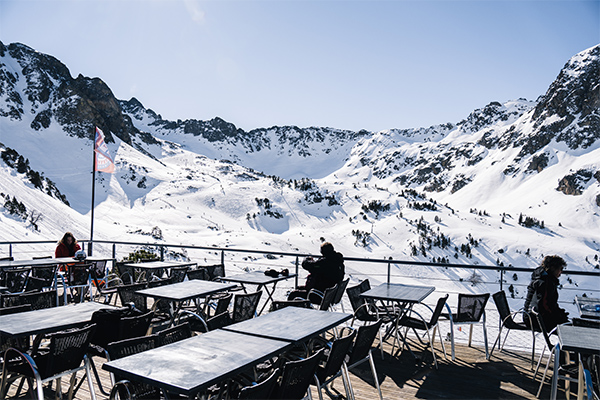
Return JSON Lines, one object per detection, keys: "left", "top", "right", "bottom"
{"left": 55, "top": 232, "right": 81, "bottom": 258}
{"left": 523, "top": 255, "right": 569, "bottom": 332}
{"left": 288, "top": 242, "right": 345, "bottom": 304}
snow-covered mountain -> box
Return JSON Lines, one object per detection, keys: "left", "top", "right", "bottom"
{"left": 0, "top": 41, "right": 598, "bottom": 283}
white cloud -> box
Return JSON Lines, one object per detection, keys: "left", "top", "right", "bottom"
{"left": 184, "top": 0, "right": 206, "bottom": 24}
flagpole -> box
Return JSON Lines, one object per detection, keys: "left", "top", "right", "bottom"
{"left": 89, "top": 127, "right": 97, "bottom": 256}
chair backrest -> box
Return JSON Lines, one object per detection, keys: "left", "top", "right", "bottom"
{"left": 115, "top": 262, "right": 135, "bottom": 284}
{"left": 68, "top": 263, "right": 92, "bottom": 286}
{"left": 346, "top": 279, "right": 370, "bottom": 313}
{"left": 317, "top": 329, "right": 357, "bottom": 381}
{"left": 429, "top": 295, "right": 449, "bottom": 325}
{"left": 148, "top": 277, "right": 173, "bottom": 288}
{"left": 89, "top": 260, "right": 107, "bottom": 281}
{"left": 117, "top": 282, "right": 148, "bottom": 311}
{"left": 157, "top": 322, "right": 192, "bottom": 346}
{"left": 90, "top": 306, "right": 145, "bottom": 348}
{"left": 492, "top": 290, "right": 512, "bottom": 321}
{"left": 3, "top": 268, "right": 30, "bottom": 293}
{"left": 205, "top": 264, "right": 225, "bottom": 281}
{"left": 29, "top": 265, "right": 58, "bottom": 290}
{"left": 456, "top": 293, "right": 490, "bottom": 323}
{"left": 274, "top": 348, "right": 324, "bottom": 400}
{"left": 318, "top": 284, "right": 339, "bottom": 311}
{"left": 169, "top": 266, "right": 189, "bottom": 283}
{"left": 232, "top": 291, "right": 262, "bottom": 323}
{"left": 238, "top": 367, "right": 280, "bottom": 399}
{"left": 332, "top": 278, "right": 350, "bottom": 305}
{"left": 207, "top": 311, "right": 232, "bottom": 330}
{"left": 0, "top": 304, "right": 31, "bottom": 353}
{"left": 18, "top": 289, "right": 57, "bottom": 310}
{"left": 119, "top": 310, "right": 154, "bottom": 340}
{"left": 106, "top": 334, "right": 161, "bottom": 399}
{"left": 348, "top": 319, "right": 383, "bottom": 366}
{"left": 270, "top": 299, "right": 313, "bottom": 312}
{"left": 43, "top": 323, "right": 96, "bottom": 377}
{"left": 186, "top": 268, "right": 209, "bottom": 281}
{"left": 215, "top": 293, "right": 233, "bottom": 315}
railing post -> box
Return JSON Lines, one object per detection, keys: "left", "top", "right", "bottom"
{"left": 9, "top": 243, "right": 12, "bottom": 258}
{"left": 499, "top": 269, "right": 504, "bottom": 292}
{"left": 221, "top": 250, "right": 225, "bottom": 266}
{"left": 112, "top": 243, "right": 116, "bottom": 260}
{"left": 387, "top": 260, "right": 391, "bottom": 284}
{"left": 295, "top": 256, "right": 299, "bottom": 288}
{"left": 160, "top": 246, "right": 164, "bottom": 261}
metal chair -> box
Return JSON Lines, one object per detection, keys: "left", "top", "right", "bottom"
{"left": 345, "top": 319, "right": 384, "bottom": 400}
{"left": 488, "top": 290, "right": 537, "bottom": 368}
{"left": 395, "top": 295, "right": 449, "bottom": 369}
{"left": 273, "top": 348, "right": 325, "bottom": 400}
{"left": 313, "top": 328, "right": 357, "bottom": 400}
{"left": 10, "top": 289, "right": 57, "bottom": 310}
{"left": 231, "top": 291, "right": 263, "bottom": 323}
{"left": 1, "top": 268, "right": 30, "bottom": 293}
{"left": 311, "top": 284, "right": 339, "bottom": 312}
{"left": 89, "top": 260, "right": 123, "bottom": 305}
{"left": 62, "top": 263, "right": 93, "bottom": 303}
{"left": 0, "top": 323, "right": 97, "bottom": 400}
{"left": 443, "top": 292, "right": 490, "bottom": 360}
{"left": 0, "top": 304, "right": 32, "bottom": 370}
{"left": 270, "top": 299, "right": 313, "bottom": 312}
{"left": 25, "top": 264, "right": 58, "bottom": 293}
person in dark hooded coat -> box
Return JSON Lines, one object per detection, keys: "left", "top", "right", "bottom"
{"left": 523, "top": 255, "right": 569, "bottom": 332}
{"left": 288, "top": 242, "right": 345, "bottom": 304}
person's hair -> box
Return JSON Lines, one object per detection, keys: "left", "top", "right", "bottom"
{"left": 59, "top": 232, "right": 77, "bottom": 246}
{"left": 541, "top": 255, "right": 566, "bottom": 272}
{"left": 320, "top": 242, "right": 335, "bottom": 256}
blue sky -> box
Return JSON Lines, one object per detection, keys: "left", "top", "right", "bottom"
{"left": 1, "top": 0, "right": 598, "bottom": 133}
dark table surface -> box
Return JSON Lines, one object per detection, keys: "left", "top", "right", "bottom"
{"left": 0, "top": 301, "right": 115, "bottom": 337}
{"left": 222, "top": 271, "right": 297, "bottom": 285}
{"left": 223, "top": 306, "right": 351, "bottom": 344}
{"left": 575, "top": 296, "right": 600, "bottom": 320}
{"left": 136, "top": 279, "right": 236, "bottom": 302}
{"left": 557, "top": 325, "right": 600, "bottom": 355}
{"left": 360, "top": 283, "right": 436, "bottom": 303}
{"left": 102, "top": 329, "right": 292, "bottom": 396}
{"left": 122, "top": 260, "right": 197, "bottom": 270}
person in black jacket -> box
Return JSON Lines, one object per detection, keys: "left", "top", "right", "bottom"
{"left": 288, "top": 242, "right": 345, "bottom": 304}
{"left": 523, "top": 255, "right": 569, "bottom": 332}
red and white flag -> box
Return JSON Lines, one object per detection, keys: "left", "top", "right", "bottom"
{"left": 94, "top": 127, "right": 115, "bottom": 173}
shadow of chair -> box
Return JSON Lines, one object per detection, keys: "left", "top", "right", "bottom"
{"left": 395, "top": 295, "right": 449, "bottom": 369}
{"left": 443, "top": 292, "right": 490, "bottom": 361}
{"left": 488, "top": 290, "right": 537, "bottom": 368}
{"left": 0, "top": 324, "right": 97, "bottom": 400}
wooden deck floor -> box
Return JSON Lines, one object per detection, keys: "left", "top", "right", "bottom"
{"left": 5, "top": 331, "right": 568, "bottom": 400}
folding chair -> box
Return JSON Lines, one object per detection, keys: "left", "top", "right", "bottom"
{"left": 313, "top": 328, "right": 357, "bottom": 400}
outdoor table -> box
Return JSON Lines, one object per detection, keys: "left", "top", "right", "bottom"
{"left": 136, "top": 279, "right": 236, "bottom": 325}
{"left": 123, "top": 260, "right": 197, "bottom": 281}
{"left": 222, "top": 306, "right": 352, "bottom": 345}
{"left": 0, "top": 301, "right": 115, "bottom": 338}
{"left": 575, "top": 296, "right": 600, "bottom": 320}
{"left": 0, "top": 256, "right": 114, "bottom": 270}
{"left": 552, "top": 325, "right": 600, "bottom": 400}
{"left": 220, "top": 271, "right": 297, "bottom": 315}
{"left": 360, "top": 282, "right": 436, "bottom": 357}
{"left": 102, "top": 329, "right": 293, "bottom": 397}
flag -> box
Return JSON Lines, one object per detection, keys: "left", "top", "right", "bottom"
{"left": 94, "top": 127, "right": 115, "bottom": 173}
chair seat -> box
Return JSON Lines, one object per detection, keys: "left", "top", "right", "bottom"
{"left": 397, "top": 316, "right": 433, "bottom": 330}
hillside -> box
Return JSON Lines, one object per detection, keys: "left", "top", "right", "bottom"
{"left": 0, "top": 41, "right": 598, "bottom": 285}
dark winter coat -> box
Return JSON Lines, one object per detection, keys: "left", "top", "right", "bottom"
{"left": 301, "top": 251, "right": 345, "bottom": 293}
{"left": 524, "top": 266, "right": 568, "bottom": 331}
